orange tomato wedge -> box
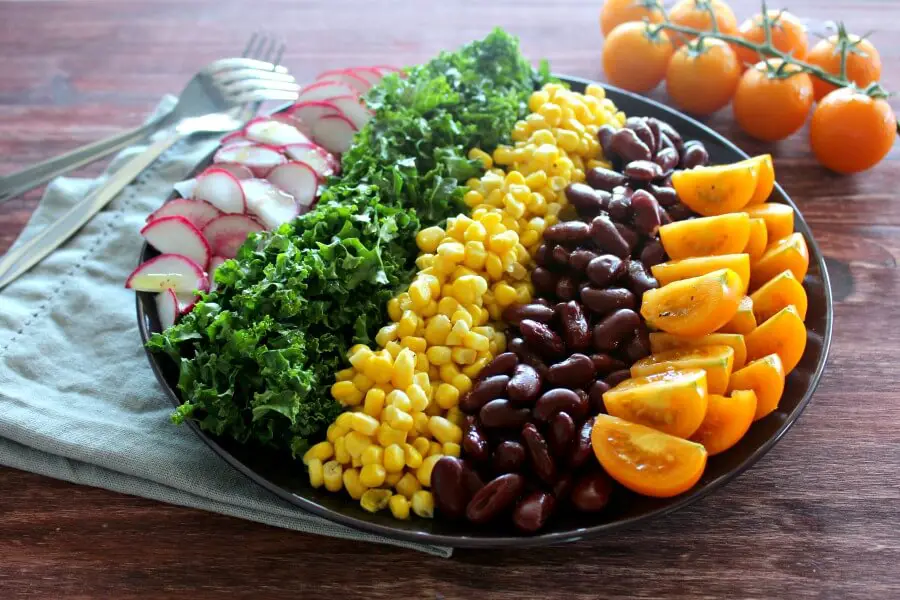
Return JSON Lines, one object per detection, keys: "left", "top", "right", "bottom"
{"left": 745, "top": 154, "right": 775, "bottom": 205}
{"left": 744, "top": 202, "right": 794, "bottom": 242}
{"left": 719, "top": 295, "right": 757, "bottom": 335}
{"left": 744, "top": 304, "right": 807, "bottom": 373}
{"left": 690, "top": 390, "right": 758, "bottom": 455}
{"left": 592, "top": 414, "right": 708, "bottom": 498}
{"left": 649, "top": 332, "right": 748, "bottom": 370}
{"left": 630, "top": 346, "right": 735, "bottom": 395}
{"left": 603, "top": 369, "right": 709, "bottom": 438}
{"left": 750, "top": 232, "right": 810, "bottom": 290}
{"left": 728, "top": 353, "right": 785, "bottom": 420}
{"left": 651, "top": 253, "right": 750, "bottom": 294}
{"left": 641, "top": 268, "right": 744, "bottom": 337}
{"left": 744, "top": 218, "right": 769, "bottom": 262}
{"left": 659, "top": 213, "right": 751, "bottom": 259}
{"left": 672, "top": 158, "right": 760, "bottom": 216}
{"left": 750, "top": 269, "right": 808, "bottom": 323}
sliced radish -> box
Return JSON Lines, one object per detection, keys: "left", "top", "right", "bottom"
{"left": 267, "top": 162, "right": 318, "bottom": 210}
{"left": 316, "top": 69, "right": 370, "bottom": 94}
{"left": 140, "top": 215, "right": 211, "bottom": 269}
{"left": 156, "top": 289, "right": 180, "bottom": 330}
{"left": 244, "top": 117, "right": 311, "bottom": 146}
{"left": 201, "top": 214, "right": 265, "bottom": 259}
{"left": 283, "top": 143, "right": 336, "bottom": 178}
{"left": 125, "top": 253, "right": 209, "bottom": 294}
{"left": 214, "top": 143, "right": 287, "bottom": 177}
{"left": 220, "top": 131, "right": 251, "bottom": 146}
{"left": 208, "top": 255, "right": 227, "bottom": 293}
{"left": 211, "top": 163, "right": 254, "bottom": 180}
{"left": 372, "top": 65, "right": 403, "bottom": 76}
{"left": 194, "top": 168, "right": 246, "bottom": 214}
{"left": 329, "top": 96, "right": 372, "bottom": 131}
{"left": 176, "top": 292, "right": 199, "bottom": 315}
{"left": 147, "top": 198, "right": 222, "bottom": 229}
{"left": 297, "top": 80, "right": 357, "bottom": 103}
{"left": 173, "top": 178, "right": 197, "bottom": 199}
{"left": 288, "top": 100, "right": 342, "bottom": 126}
{"left": 312, "top": 114, "right": 357, "bottom": 154}
{"left": 350, "top": 67, "right": 383, "bottom": 86}
{"left": 242, "top": 179, "right": 300, "bottom": 229}
{"left": 270, "top": 112, "right": 312, "bottom": 137}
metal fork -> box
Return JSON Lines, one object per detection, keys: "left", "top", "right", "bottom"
{"left": 0, "top": 36, "right": 296, "bottom": 290}
{"left": 0, "top": 33, "right": 297, "bottom": 205}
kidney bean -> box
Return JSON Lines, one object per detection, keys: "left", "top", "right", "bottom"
{"left": 625, "top": 326, "right": 652, "bottom": 362}
{"left": 547, "top": 353, "right": 596, "bottom": 389}
{"left": 545, "top": 221, "right": 592, "bottom": 246}
{"left": 460, "top": 375, "right": 510, "bottom": 413}
{"left": 658, "top": 132, "right": 675, "bottom": 153}
{"left": 645, "top": 118, "right": 663, "bottom": 153}
{"left": 649, "top": 184, "right": 678, "bottom": 207}
{"left": 507, "top": 363, "right": 543, "bottom": 406}
{"left": 585, "top": 254, "right": 625, "bottom": 287}
{"left": 639, "top": 239, "right": 667, "bottom": 268}
{"left": 597, "top": 124, "right": 616, "bottom": 154}
{"left": 462, "top": 463, "right": 485, "bottom": 497}
{"left": 681, "top": 142, "right": 709, "bottom": 169}
{"left": 432, "top": 457, "right": 468, "bottom": 519}
{"left": 592, "top": 308, "right": 640, "bottom": 352}
{"left": 513, "top": 491, "right": 556, "bottom": 533}
{"left": 589, "top": 355, "right": 623, "bottom": 376}
{"left": 566, "top": 182, "right": 610, "bottom": 216}
{"left": 571, "top": 471, "right": 614, "bottom": 512}
{"left": 568, "top": 248, "right": 598, "bottom": 272}
{"left": 478, "top": 352, "right": 518, "bottom": 380}
{"left": 534, "top": 243, "right": 552, "bottom": 267}
{"left": 585, "top": 167, "right": 627, "bottom": 192}
{"left": 624, "top": 160, "right": 663, "bottom": 183}
{"left": 624, "top": 259, "right": 659, "bottom": 296}
{"left": 555, "top": 276, "right": 578, "bottom": 302}
{"left": 533, "top": 297, "right": 552, "bottom": 307}
{"left": 551, "top": 245, "right": 571, "bottom": 266}
{"left": 654, "top": 147, "right": 680, "bottom": 177}
{"left": 588, "top": 380, "right": 610, "bottom": 413}
{"left": 520, "top": 319, "right": 565, "bottom": 360}
{"left": 480, "top": 400, "right": 532, "bottom": 430}
{"left": 614, "top": 223, "right": 639, "bottom": 254}
{"left": 605, "top": 369, "right": 632, "bottom": 386}
{"left": 569, "top": 416, "right": 596, "bottom": 469}
{"left": 580, "top": 286, "right": 635, "bottom": 316}
{"left": 657, "top": 204, "right": 672, "bottom": 226}
{"left": 462, "top": 422, "right": 490, "bottom": 462}
{"left": 559, "top": 300, "right": 590, "bottom": 351}
{"left": 466, "top": 473, "right": 525, "bottom": 524}
{"left": 631, "top": 189, "right": 662, "bottom": 236}
{"left": 522, "top": 423, "right": 557, "bottom": 484}
{"left": 652, "top": 118, "right": 684, "bottom": 152}
{"left": 547, "top": 411, "right": 576, "bottom": 458}
{"left": 609, "top": 127, "right": 652, "bottom": 163}
{"left": 625, "top": 116, "right": 656, "bottom": 152}
{"left": 534, "top": 388, "right": 588, "bottom": 422}
{"left": 667, "top": 202, "right": 695, "bottom": 221}
{"left": 503, "top": 303, "right": 555, "bottom": 326}
{"left": 492, "top": 440, "right": 526, "bottom": 474}
{"left": 607, "top": 193, "right": 633, "bottom": 223}
{"left": 612, "top": 185, "right": 634, "bottom": 199}
{"left": 590, "top": 215, "right": 630, "bottom": 258}
{"left": 530, "top": 266, "right": 559, "bottom": 296}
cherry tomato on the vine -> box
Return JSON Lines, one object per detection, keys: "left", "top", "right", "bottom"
{"left": 668, "top": 0, "right": 738, "bottom": 46}
{"left": 806, "top": 34, "right": 883, "bottom": 101}
{"left": 666, "top": 38, "right": 741, "bottom": 116}
{"left": 602, "top": 21, "right": 675, "bottom": 93}
{"left": 733, "top": 59, "right": 814, "bottom": 141}
{"left": 733, "top": 10, "right": 808, "bottom": 68}
{"left": 810, "top": 87, "right": 896, "bottom": 174}
{"left": 600, "top": 0, "right": 664, "bottom": 37}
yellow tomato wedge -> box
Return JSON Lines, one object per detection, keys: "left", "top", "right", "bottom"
{"left": 671, "top": 157, "right": 760, "bottom": 216}
{"left": 649, "top": 332, "right": 748, "bottom": 370}
{"left": 750, "top": 232, "right": 810, "bottom": 289}
{"left": 651, "top": 253, "right": 750, "bottom": 294}
{"left": 744, "top": 202, "right": 794, "bottom": 242}
{"left": 641, "top": 268, "right": 744, "bottom": 337}
{"left": 728, "top": 353, "right": 785, "bottom": 420}
{"left": 744, "top": 304, "right": 807, "bottom": 373}
{"left": 659, "top": 213, "right": 751, "bottom": 259}
{"left": 744, "top": 218, "right": 769, "bottom": 262}
{"left": 750, "top": 269, "right": 808, "bottom": 323}
{"left": 630, "top": 346, "right": 735, "bottom": 395}
{"left": 745, "top": 154, "right": 775, "bottom": 205}
{"left": 592, "top": 414, "right": 708, "bottom": 498}
{"left": 719, "top": 295, "right": 757, "bottom": 335}
{"left": 603, "top": 369, "right": 709, "bottom": 439}
{"left": 690, "top": 390, "right": 758, "bottom": 455}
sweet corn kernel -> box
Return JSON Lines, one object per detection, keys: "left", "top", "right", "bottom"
{"left": 485, "top": 254, "right": 504, "bottom": 280}
{"left": 411, "top": 490, "right": 435, "bottom": 518}
{"left": 384, "top": 405, "right": 414, "bottom": 432}
{"left": 463, "top": 242, "right": 487, "bottom": 270}
{"left": 377, "top": 423, "right": 407, "bottom": 447}
{"left": 303, "top": 441, "right": 334, "bottom": 465}
{"left": 323, "top": 460, "right": 344, "bottom": 492}
{"left": 450, "top": 309, "right": 474, "bottom": 329}
{"left": 426, "top": 345, "right": 452, "bottom": 366}
{"left": 375, "top": 323, "right": 398, "bottom": 348}
{"left": 350, "top": 413, "right": 380, "bottom": 437}
{"left": 427, "top": 441, "right": 443, "bottom": 457}
{"left": 360, "top": 489, "right": 392, "bottom": 513}
{"left": 404, "top": 443, "right": 424, "bottom": 470}
{"left": 385, "top": 470, "right": 403, "bottom": 487}
{"left": 361, "top": 445, "right": 384, "bottom": 467}
{"left": 389, "top": 494, "right": 411, "bottom": 519}
{"left": 413, "top": 411, "right": 430, "bottom": 435}
{"left": 384, "top": 340, "right": 402, "bottom": 359}
{"left": 409, "top": 279, "right": 432, "bottom": 309}
{"left": 412, "top": 437, "right": 431, "bottom": 457}
{"left": 396, "top": 310, "right": 418, "bottom": 338}
{"left": 384, "top": 444, "right": 405, "bottom": 473}
{"left": 434, "top": 383, "right": 460, "bottom": 410}
{"left": 387, "top": 297, "right": 403, "bottom": 322}
{"left": 442, "top": 442, "right": 461, "bottom": 457}
{"left": 406, "top": 384, "right": 430, "bottom": 412}
{"left": 331, "top": 381, "right": 359, "bottom": 403}
{"left": 439, "top": 363, "right": 460, "bottom": 383}
{"left": 345, "top": 431, "right": 371, "bottom": 459}
{"left": 307, "top": 458, "right": 324, "bottom": 488}
{"left": 424, "top": 315, "right": 451, "bottom": 345}
{"left": 364, "top": 354, "right": 394, "bottom": 384}
{"left": 326, "top": 423, "right": 348, "bottom": 444}
{"left": 451, "top": 373, "right": 473, "bottom": 394}
{"left": 445, "top": 320, "right": 470, "bottom": 346}
{"left": 446, "top": 406, "right": 467, "bottom": 428}
{"left": 386, "top": 389, "right": 412, "bottom": 412}
{"left": 352, "top": 456, "right": 363, "bottom": 468}
{"left": 334, "top": 436, "right": 351, "bottom": 464}
{"left": 359, "top": 463, "right": 387, "bottom": 488}
{"left": 428, "top": 416, "right": 462, "bottom": 444}
{"left": 363, "top": 388, "right": 386, "bottom": 418}
{"left": 451, "top": 347, "right": 477, "bottom": 365}
{"left": 417, "top": 454, "right": 443, "bottom": 487}
{"left": 400, "top": 336, "right": 427, "bottom": 354}
{"left": 335, "top": 368, "right": 355, "bottom": 382}
{"left": 468, "top": 147, "right": 493, "bottom": 168}
{"left": 342, "top": 467, "right": 366, "bottom": 499}
{"left": 462, "top": 356, "right": 491, "bottom": 378}
{"left": 437, "top": 240, "right": 466, "bottom": 263}
{"left": 351, "top": 373, "right": 373, "bottom": 395}
{"left": 416, "top": 226, "right": 445, "bottom": 253}
{"left": 392, "top": 348, "right": 416, "bottom": 389}
{"left": 395, "top": 472, "right": 421, "bottom": 499}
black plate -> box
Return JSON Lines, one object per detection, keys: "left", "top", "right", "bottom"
{"left": 136, "top": 76, "right": 833, "bottom": 548}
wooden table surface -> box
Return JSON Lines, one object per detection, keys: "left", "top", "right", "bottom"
{"left": 1, "top": 0, "right": 898, "bottom": 598}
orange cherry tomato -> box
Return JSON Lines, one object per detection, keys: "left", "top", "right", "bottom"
{"left": 745, "top": 154, "right": 775, "bottom": 205}
{"left": 641, "top": 268, "right": 744, "bottom": 337}
{"left": 630, "top": 346, "right": 735, "bottom": 396}
{"left": 744, "top": 218, "right": 769, "bottom": 262}
{"left": 809, "top": 88, "right": 896, "bottom": 174}
{"left": 666, "top": 38, "right": 741, "bottom": 115}
{"left": 672, "top": 157, "right": 760, "bottom": 216}
{"left": 806, "top": 33, "right": 882, "bottom": 101}
{"left": 602, "top": 21, "right": 675, "bottom": 93}
{"left": 751, "top": 232, "right": 810, "bottom": 289}
{"left": 668, "top": 0, "right": 738, "bottom": 46}
{"left": 651, "top": 253, "right": 750, "bottom": 294}
{"left": 659, "top": 212, "right": 751, "bottom": 259}
{"left": 600, "top": 0, "right": 664, "bottom": 36}
{"left": 728, "top": 353, "right": 785, "bottom": 421}
{"left": 733, "top": 10, "right": 808, "bottom": 67}
{"left": 690, "top": 390, "right": 757, "bottom": 456}
{"left": 591, "top": 414, "right": 708, "bottom": 498}
{"left": 719, "top": 295, "right": 756, "bottom": 335}
{"left": 603, "top": 369, "right": 709, "bottom": 438}
{"left": 649, "top": 332, "right": 748, "bottom": 370}
{"left": 750, "top": 269, "right": 808, "bottom": 323}
{"left": 733, "top": 59, "right": 814, "bottom": 142}
{"left": 744, "top": 304, "right": 807, "bottom": 374}
{"left": 744, "top": 202, "right": 794, "bottom": 243}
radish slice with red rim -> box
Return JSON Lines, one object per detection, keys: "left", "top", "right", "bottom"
{"left": 125, "top": 253, "right": 209, "bottom": 294}
{"left": 172, "top": 178, "right": 197, "bottom": 199}
{"left": 176, "top": 292, "right": 199, "bottom": 315}
{"left": 242, "top": 179, "right": 300, "bottom": 229}
{"left": 244, "top": 117, "right": 311, "bottom": 146}
{"left": 211, "top": 163, "right": 254, "bottom": 180}
{"left": 349, "top": 67, "right": 383, "bottom": 86}
{"left": 372, "top": 65, "right": 403, "bottom": 76}
{"left": 208, "top": 255, "right": 227, "bottom": 293}
{"left": 213, "top": 143, "right": 286, "bottom": 178}
{"left": 283, "top": 143, "right": 337, "bottom": 178}
{"left": 328, "top": 96, "right": 372, "bottom": 131}
{"left": 288, "top": 100, "right": 342, "bottom": 126}
{"left": 140, "top": 215, "right": 212, "bottom": 269}
{"left": 316, "top": 69, "right": 371, "bottom": 94}
{"left": 297, "top": 80, "right": 357, "bottom": 103}
{"left": 201, "top": 214, "right": 265, "bottom": 259}
{"left": 147, "top": 198, "right": 222, "bottom": 229}
{"left": 194, "top": 168, "right": 246, "bottom": 214}
{"left": 312, "top": 114, "right": 357, "bottom": 154}
{"left": 220, "top": 131, "right": 251, "bottom": 146}
{"left": 156, "top": 289, "right": 180, "bottom": 329}
{"left": 267, "top": 162, "right": 318, "bottom": 211}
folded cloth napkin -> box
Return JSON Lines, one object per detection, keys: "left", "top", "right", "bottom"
{"left": 0, "top": 97, "right": 452, "bottom": 558}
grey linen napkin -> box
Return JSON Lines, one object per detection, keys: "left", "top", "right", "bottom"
{"left": 0, "top": 97, "right": 452, "bottom": 557}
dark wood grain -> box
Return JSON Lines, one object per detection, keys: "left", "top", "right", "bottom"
{"left": 1, "top": 0, "right": 898, "bottom": 598}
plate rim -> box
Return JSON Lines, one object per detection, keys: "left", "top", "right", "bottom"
{"left": 136, "top": 75, "right": 834, "bottom": 548}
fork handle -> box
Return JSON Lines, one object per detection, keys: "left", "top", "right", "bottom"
{"left": 0, "top": 110, "right": 172, "bottom": 206}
